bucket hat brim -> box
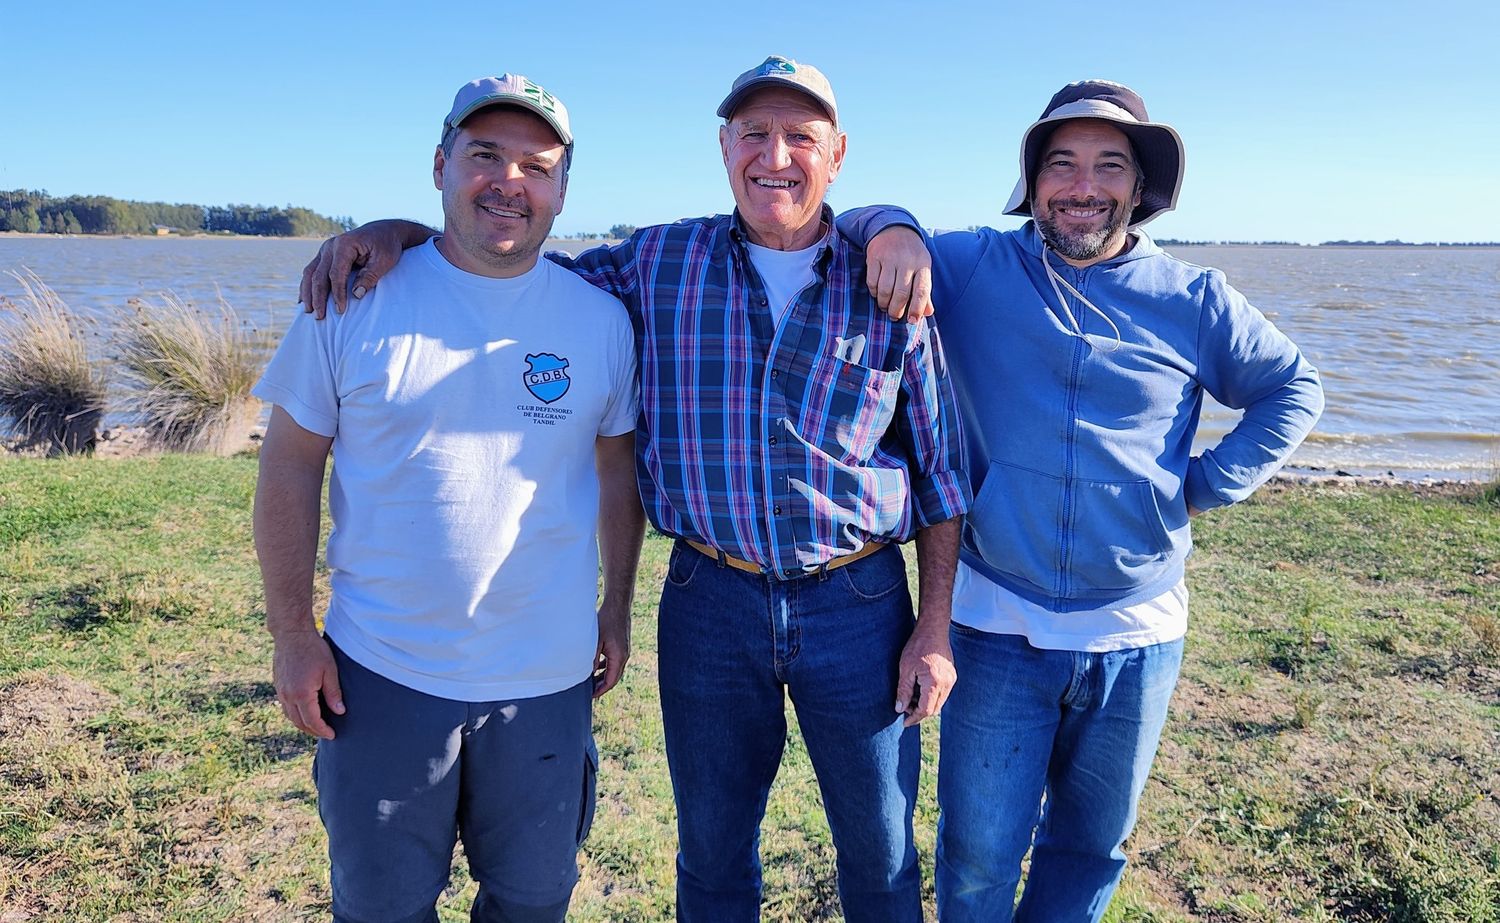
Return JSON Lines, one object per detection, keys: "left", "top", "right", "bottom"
{"left": 1003, "top": 97, "right": 1184, "bottom": 228}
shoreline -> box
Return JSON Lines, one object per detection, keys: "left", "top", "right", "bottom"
{"left": 7, "top": 426, "right": 1491, "bottom": 491}
{"left": 1270, "top": 470, "right": 1489, "bottom": 496}
{"left": 7, "top": 231, "right": 1498, "bottom": 249}
{"left": 1278, "top": 464, "right": 1493, "bottom": 486}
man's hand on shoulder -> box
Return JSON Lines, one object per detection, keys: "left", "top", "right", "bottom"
{"left": 299, "top": 219, "right": 435, "bottom": 318}
{"left": 271, "top": 629, "right": 344, "bottom": 739}
{"left": 866, "top": 225, "right": 934, "bottom": 324}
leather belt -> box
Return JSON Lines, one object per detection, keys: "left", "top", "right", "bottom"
{"left": 684, "top": 538, "right": 886, "bottom": 576}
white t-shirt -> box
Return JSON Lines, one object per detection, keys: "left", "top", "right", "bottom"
{"left": 254, "top": 240, "right": 638, "bottom": 701}
{"left": 746, "top": 240, "right": 819, "bottom": 327}
{"left": 952, "top": 561, "right": 1188, "bottom": 653}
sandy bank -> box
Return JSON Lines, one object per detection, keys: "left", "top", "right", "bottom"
{"left": 7, "top": 426, "right": 1490, "bottom": 498}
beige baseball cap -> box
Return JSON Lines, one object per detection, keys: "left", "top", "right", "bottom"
{"left": 716, "top": 55, "right": 837, "bottom": 124}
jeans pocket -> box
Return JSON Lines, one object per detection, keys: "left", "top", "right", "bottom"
{"left": 837, "top": 546, "right": 906, "bottom": 601}
{"left": 576, "top": 738, "right": 599, "bottom": 846}
{"left": 665, "top": 542, "right": 703, "bottom": 588}
{"left": 949, "top": 621, "right": 986, "bottom": 638}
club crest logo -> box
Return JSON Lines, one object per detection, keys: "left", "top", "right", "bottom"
{"left": 523, "top": 353, "right": 571, "bottom": 403}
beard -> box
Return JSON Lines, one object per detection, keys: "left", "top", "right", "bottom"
{"left": 1035, "top": 196, "right": 1131, "bottom": 263}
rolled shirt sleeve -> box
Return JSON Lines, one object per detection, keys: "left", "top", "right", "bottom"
{"left": 895, "top": 318, "right": 971, "bottom": 527}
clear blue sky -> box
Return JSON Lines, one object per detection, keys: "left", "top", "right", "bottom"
{"left": 3, "top": 0, "right": 1495, "bottom": 243}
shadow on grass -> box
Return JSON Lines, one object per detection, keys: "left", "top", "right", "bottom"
{"left": 37, "top": 576, "right": 199, "bottom": 632}
{"left": 247, "top": 730, "right": 314, "bottom": 763}
{"left": 1241, "top": 626, "right": 1336, "bottom": 678}
{"left": 38, "top": 581, "right": 113, "bottom": 632}
{"left": 1398, "top": 651, "right": 1464, "bottom": 681}
{"left": 183, "top": 680, "right": 276, "bottom": 715}
{"left": 1288, "top": 790, "right": 1490, "bottom": 923}
{"left": 1227, "top": 718, "right": 1290, "bottom": 740}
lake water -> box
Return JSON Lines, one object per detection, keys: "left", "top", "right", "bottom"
{"left": 2, "top": 235, "right": 1497, "bottom": 478}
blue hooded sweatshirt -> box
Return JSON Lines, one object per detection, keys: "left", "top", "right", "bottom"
{"left": 839, "top": 212, "right": 1324, "bottom": 612}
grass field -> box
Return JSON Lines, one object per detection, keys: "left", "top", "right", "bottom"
{"left": 1, "top": 455, "right": 1496, "bottom": 922}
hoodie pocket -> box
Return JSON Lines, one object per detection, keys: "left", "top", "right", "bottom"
{"left": 965, "top": 461, "right": 1065, "bottom": 597}
{"left": 1066, "top": 478, "right": 1173, "bottom": 593}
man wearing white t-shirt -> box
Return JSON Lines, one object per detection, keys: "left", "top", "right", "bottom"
{"left": 252, "top": 74, "right": 643, "bottom": 923}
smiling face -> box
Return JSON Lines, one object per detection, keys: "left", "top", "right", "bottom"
{"left": 1031, "top": 119, "right": 1143, "bottom": 267}
{"left": 432, "top": 106, "right": 568, "bottom": 277}
{"left": 719, "top": 87, "right": 846, "bottom": 251}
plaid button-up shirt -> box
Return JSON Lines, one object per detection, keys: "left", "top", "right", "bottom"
{"left": 550, "top": 208, "right": 969, "bottom": 579}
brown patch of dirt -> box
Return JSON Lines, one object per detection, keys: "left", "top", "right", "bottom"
{"left": 161, "top": 780, "right": 320, "bottom": 909}
{"left": 1170, "top": 675, "right": 1290, "bottom": 741}
{"left": 1171, "top": 671, "right": 1497, "bottom": 798}
{"left": 0, "top": 671, "right": 115, "bottom": 736}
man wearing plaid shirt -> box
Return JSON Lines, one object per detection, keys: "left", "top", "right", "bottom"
{"left": 301, "top": 55, "right": 967, "bottom": 922}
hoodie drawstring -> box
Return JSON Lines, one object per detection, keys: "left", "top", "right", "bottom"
{"left": 1041, "top": 245, "right": 1123, "bottom": 351}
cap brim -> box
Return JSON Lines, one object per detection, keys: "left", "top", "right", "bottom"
{"left": 716, "top": 78, "right": 836, "bottom": 122}
{"left": 450, "top": 95, "right": 573, "bottom": 146}
{"left": 1006, "top": 113, "right": 1184, "bottom": 228}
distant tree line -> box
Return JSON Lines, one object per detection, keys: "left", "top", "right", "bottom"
{"left": 557, "top": 224, "right": 638, "bottom": 241}
{"left": 0, "top": 189, "right": 355, "bottom": 237}
{"left": 1316, "top": 239, "right": 1500, "bottom": 247}
{"left": 1156, "top": 239, "right": 1305, "bottom": 246}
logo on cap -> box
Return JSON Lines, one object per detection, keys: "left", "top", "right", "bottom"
{"left": 762, "top": 59, "right": 797, "bottom": 75}
{"left": 519, "top": 80, "right": 560, "bottom": 115}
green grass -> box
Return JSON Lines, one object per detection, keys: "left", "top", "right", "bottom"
{"left": 1, "top": 460, "right": 1496, "bottom": 921}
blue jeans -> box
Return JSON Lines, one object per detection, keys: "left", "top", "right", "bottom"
{"left": 936, "top": 626, "right": 1184, "bottom": 923}
{"left": 656, "top": 541, "right": 923, "bottom": 923}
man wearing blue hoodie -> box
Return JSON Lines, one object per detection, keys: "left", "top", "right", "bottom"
{"left": 840, "top": 81, "right": 1324, "bottom": 922}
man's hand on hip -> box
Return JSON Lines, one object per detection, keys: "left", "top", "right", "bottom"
{"left": 272, "top": 629, "right": 344, "bottom": 739}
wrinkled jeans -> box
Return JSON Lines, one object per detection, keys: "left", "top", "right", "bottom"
{"left": 936, "top": 625, "right": 1183, "bottom": 922}
{"left": 656, "top": 541, "right": 923, "bottom": 923}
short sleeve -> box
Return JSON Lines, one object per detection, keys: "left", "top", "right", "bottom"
{"left": 596, "top": 305, "right": 639, "bottom": 437}
{"left": 251, "top": 307, "right": 342, "bottom": 437}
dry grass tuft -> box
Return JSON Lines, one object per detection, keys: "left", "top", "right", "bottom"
{"left": 116, "top": 292, "right": 263, "bottom": 455}
{"left": 0, "top": 269, "right": 107, "bottom": 455}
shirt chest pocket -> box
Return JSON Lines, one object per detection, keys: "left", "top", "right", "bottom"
{"left": 799, "top": 356, "right": 902, "bottom": 462}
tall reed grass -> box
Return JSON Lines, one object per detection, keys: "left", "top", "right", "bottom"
{"left": 0, "top": 269, "right": 107, "bottom": 455}
{"left": 116, "top": 293, "right": 262, "bottom": 456}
